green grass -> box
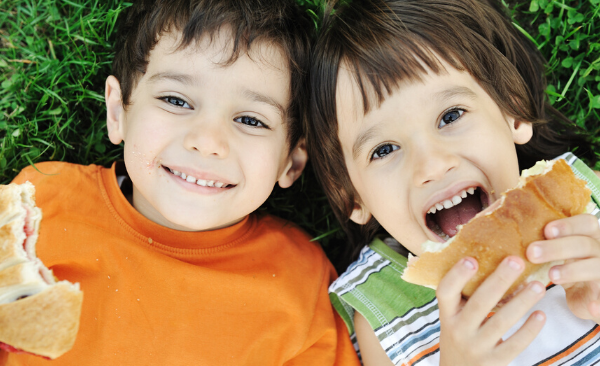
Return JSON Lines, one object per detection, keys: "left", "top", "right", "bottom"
{"left": 1, "top": 0, "right": 599, "bottom": 271}
{"left": 506, "top": 0, "right": 600, "bottom": 150}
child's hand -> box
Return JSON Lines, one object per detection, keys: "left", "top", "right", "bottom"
{"left": 527, "top": 214, "right": 600, "bottom": 323}
{"left": 437, "top": 256, "right": 546, "bottom": 366}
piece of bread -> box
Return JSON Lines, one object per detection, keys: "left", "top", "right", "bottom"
{"left": 0, "top": 182, "right": 40, "bottom": 272}
{"left": 401, "top": 159, "right": 591, "bottom": 304}
{"left": 0, "top": 282, "right": 82, "bottom": 359}
{"left": 0, "top": 182, "right": 83, "bottom": 359}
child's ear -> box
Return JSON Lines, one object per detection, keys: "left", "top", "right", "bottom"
{"left": 509, "top": 117, "right": 533, "bottom": 145}
{"left": 105, "top": 75, "right": 126, "bottom": 145}
{"left": 349, "top": 201, "right": 372, "bottom": 225}
{"left": 278, "top": 138, "right": 308, "bottom": 189}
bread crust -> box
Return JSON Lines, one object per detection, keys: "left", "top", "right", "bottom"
{"left": 0, "top": 182, "right": 83, "bottom": 359}
{"left": 0, "top": 282, "right": 83, "bottom": 359}
{"left": 402, "top": 159, "right": 591, "bottom": 300}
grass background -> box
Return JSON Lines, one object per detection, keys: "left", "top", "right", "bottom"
{"left": 1, "top": 0, "right": 599, "bottom": 272}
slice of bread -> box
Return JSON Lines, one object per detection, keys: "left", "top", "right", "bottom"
{"left": 402, "top": 159, "right": 591, "bottom": 304}
{"left": 0, "top": 182, "right": 83, "bottom": 359}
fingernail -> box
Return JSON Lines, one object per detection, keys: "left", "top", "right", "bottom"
{"left": 530, "top": 245, "right": 542, "bottom": 260}
{"left": 550, "top": 268, "right": 561, "bottom": 282}
{"left": 462, "top": 258, "right": 475, "bottom": 270}
{"left": 550, "top": 226, "right": 560, "bottom": 238}
{"left": 530, "top": 282, "right": 544, "bottom": 294}
{"left": 508, "top": 258, "right": 522, "bottom": 270}
{"left": 534, "top": 312, "right": 545, "bottom": 321}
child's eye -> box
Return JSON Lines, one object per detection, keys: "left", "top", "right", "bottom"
{"left": 439, "top": 108, "right": 464, "bottom": 128}
{"left": 234, "top": 116, "right": 269, "bottom": 129}
{"left": 160, "top": 96, "right": 191, "bottom": 109}
{"left": 371, "top": 143, "right": 399, "bottom": 160}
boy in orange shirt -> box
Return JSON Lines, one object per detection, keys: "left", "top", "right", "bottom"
{"left": 0, "top": 0, "right": 360, "bottom": 365}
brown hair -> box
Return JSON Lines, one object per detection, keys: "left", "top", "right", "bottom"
{"left": 308, "top": 0, "right": 595, "bottom": 264}
{"left": 112, "top": 0, "right": 313, "bottom": 151}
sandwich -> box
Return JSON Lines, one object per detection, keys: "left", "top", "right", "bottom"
{"left": 0, "top": 182, "right": 83, "bottom": 359}
{"left": 401, "top": 159, "right": 592, "bottom": 305}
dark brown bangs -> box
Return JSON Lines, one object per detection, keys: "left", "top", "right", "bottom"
{"left": 324, "top": 0, "right": 531, "bottom": 118}
{"left": 344, "top": 44, "right": 443, "bottom": 115}
{"left": 330, "top": 0, "right": 479, "bottom": 115}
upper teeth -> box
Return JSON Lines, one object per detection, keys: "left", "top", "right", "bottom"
{"left": 170, "top": 169, "right": 228, "bottom": 188}
{"left": 427, "top": 187, "right": 476, "bottom": 214}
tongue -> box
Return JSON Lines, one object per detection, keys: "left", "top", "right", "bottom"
{"left": 436, "top": 194, "right": 482, "bottom": 237}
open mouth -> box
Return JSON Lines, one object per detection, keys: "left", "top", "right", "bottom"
{"left": 162, "top": 165, "right": 235, "bottom": 189}
{"left": 425, "top": 187, "right": 489, "bottom": 241}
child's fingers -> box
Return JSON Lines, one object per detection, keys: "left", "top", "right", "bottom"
{"left": 478, "top": 281, "right": 546, "bottom": 344}
{"left": 548, "top": 258, "right": 600, "bottom": 284}
{"left": 544, "top": 215, "right": 600, "bottom": 241}
{"left": 528, "top": 236, "right": 600, "bottom": 264}
{"left": 436, "top": 257, "right": 478, "bottom": 319}
{"left": 495, "top": 311, "right": 546, "bottom": 358}
{"left": 461, "top": 256, "right": 525, "bottom": 326}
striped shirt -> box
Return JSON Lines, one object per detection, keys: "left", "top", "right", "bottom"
{"left": 329, "top": 152, "right": 600, "bottom": 365}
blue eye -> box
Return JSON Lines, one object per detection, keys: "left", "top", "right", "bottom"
{"left": 439, "top": 108, "right": 464, "bottom": 128}
{"left": 161, "top": 96, "right": 191, "bottom": 109}
{"left": 371, "top": 144, "right": 399, "bottom": 160}
{"left": 235, "top": 116, "right": 269, "bottom": 129}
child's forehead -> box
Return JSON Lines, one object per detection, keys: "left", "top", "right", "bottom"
{"left": 148, "top": 29, "right": 290, "bottom": 76}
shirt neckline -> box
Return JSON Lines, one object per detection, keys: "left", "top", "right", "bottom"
{"left": 99, "top": 162, "right": 255, "bottom": 252}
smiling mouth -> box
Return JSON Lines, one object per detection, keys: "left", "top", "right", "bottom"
{"left": 425, "top": 187, "right": 489, "bottom": 241}
{"left": 162, "top": 166, "right": 235, "bottom": 189}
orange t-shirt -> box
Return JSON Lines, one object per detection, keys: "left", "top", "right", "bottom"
{"left": 1, "top": 162, "right": 359, "bottom": 366}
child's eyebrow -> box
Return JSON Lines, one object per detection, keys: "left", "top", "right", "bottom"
{"left": 241, "top": 89, "right": 286, "bottom": 119}
{"left": 146, "top": 72, "right": 198, "bottom": 86}
{"left": 144, "top": 72, "right": 286, "bottom": 119}
{"left": 434, "top": 86, "right": 478, "bottom": 104}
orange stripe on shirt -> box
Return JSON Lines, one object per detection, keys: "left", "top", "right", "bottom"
{"left": 537, "top": 326, "right": 600, "bottom": 366}
{"left": 400, "top": 343, "right": 439, "bottom": 366}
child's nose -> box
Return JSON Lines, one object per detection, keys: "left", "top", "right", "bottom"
{"left": 183, "top": 119, "right": 230, "bottom": 158}
{"left": 411, "top": 142, "right": 459, "bottom": 186}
